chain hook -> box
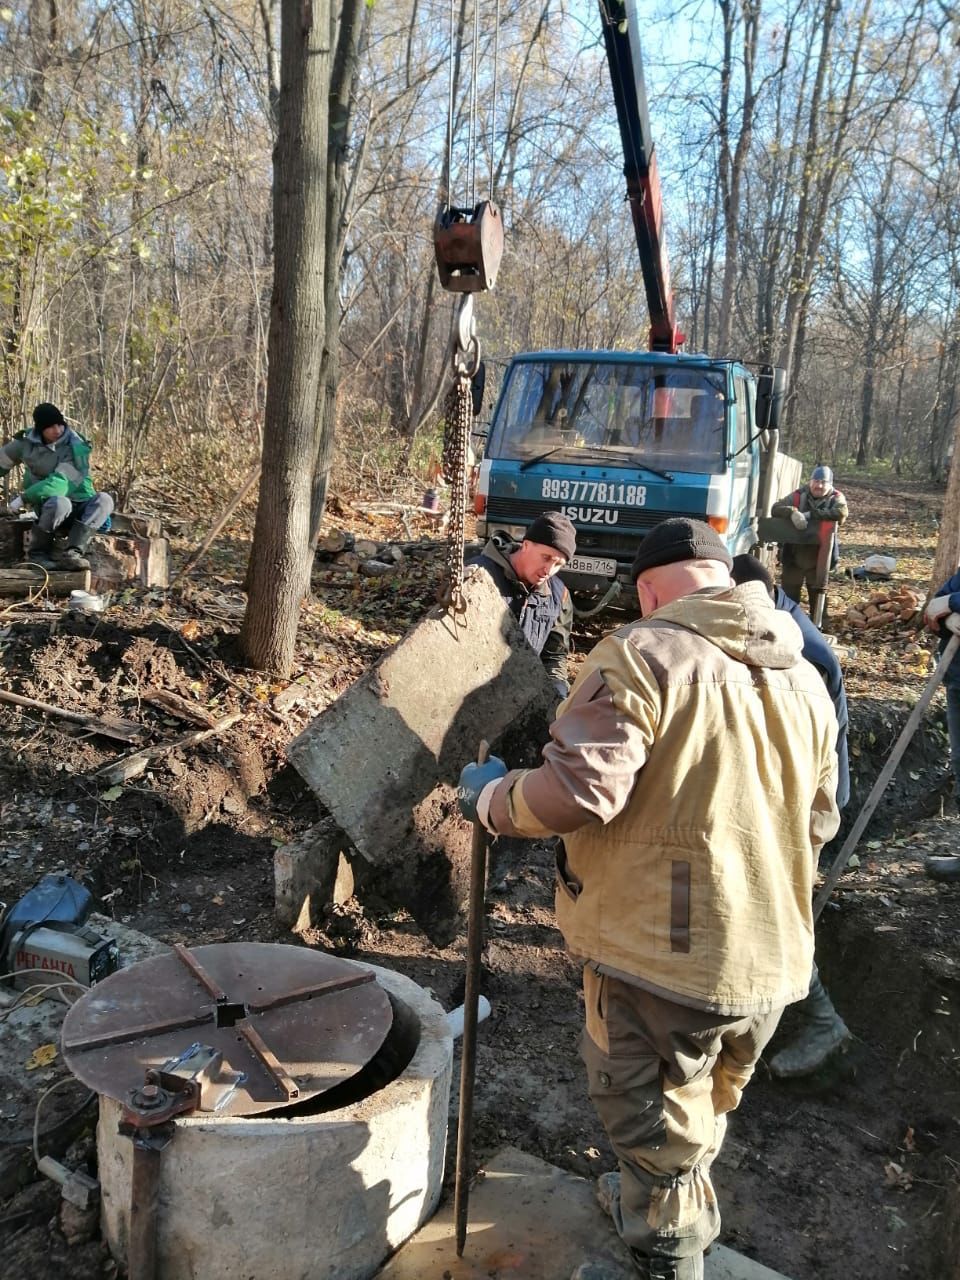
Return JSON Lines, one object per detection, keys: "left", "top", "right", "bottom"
{"left": 452, "top": 295, "right": 481, "bottom": 379}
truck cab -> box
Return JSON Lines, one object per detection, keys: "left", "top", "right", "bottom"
{"left": 475, "top": 349, "right": 791, "bottom": 604}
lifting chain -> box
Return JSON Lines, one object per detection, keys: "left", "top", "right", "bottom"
{"left": 445, "top": 296, "right": 483, "bottom": 611}
{"left": 442, "top": 295, "right": 481, "bottom": 613}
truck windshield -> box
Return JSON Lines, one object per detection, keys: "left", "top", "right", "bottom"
{"left": 490, "top": 360, "right": 728, "bottom": 473}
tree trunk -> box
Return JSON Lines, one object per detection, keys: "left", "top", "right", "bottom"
{"left": 241, "top": 0, "right": 332, "bottom": 676}
{"left": 715, "top": 0, "right": 758, "bottom": 356}
{"left": 930, "top": 401, "right": 960, "bottom": 597}
{"left": 309, "top": 0, "right": 367, "bottom": 547}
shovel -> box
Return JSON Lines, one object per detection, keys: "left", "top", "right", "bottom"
{"left": 813, "top": 623, "right": 960, "bottom": 921}
{"left": 454, "top": 739, "right": 490, "bottom": 1256}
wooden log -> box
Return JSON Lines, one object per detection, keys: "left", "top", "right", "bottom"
{"left": 0, "top": 688, "right": 144, "bottom": 743}
{"left": 0, "top": 567, "right": 90, "bottom": 596}
{"left": 88, "top": 534, "right": 170, "bottom": 589}
{"left": 0, "top": 518, "right": 29, "bottom": 566}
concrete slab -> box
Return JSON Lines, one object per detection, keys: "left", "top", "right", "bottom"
{"left": 287, "top": 570, "right": 553, "bottom": 866}
{"left": 375, "top": 1146, "right": 792, "bottom": 1280}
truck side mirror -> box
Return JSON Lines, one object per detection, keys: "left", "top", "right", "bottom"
{"left": 471, "top": 361, "right": 486, "bottom": 417}
{"left": 756, "top": 364, "right": 786, "bottom": 433}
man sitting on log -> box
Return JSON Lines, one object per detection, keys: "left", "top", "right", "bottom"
{"left": 0, "top": 403, "right": 113, "bottom": 571}
{"left": 467, "top": 510, "right": 576, "bottom": 698}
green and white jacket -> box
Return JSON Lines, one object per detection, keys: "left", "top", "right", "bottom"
{"left": 0, "top": 425, "right": 96, "bottom": 506}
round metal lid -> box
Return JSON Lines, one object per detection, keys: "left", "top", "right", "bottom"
{"left": 61, "top": 942, "right": 393, "bottom": 1118}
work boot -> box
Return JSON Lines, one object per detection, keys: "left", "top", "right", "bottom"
{"left": 768, "top": 969, "right": 851, "bottom": 1078}
{"left": 54, "top": 522, "right": 94, "bottom": 571}
{"left": 23, "top": 527, "right": 57, "bottom": 570}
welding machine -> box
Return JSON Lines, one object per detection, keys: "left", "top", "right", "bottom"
{"left": 0, "top": 873, "right": 119, "bottom": 990}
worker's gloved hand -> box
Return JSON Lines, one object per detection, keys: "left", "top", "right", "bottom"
{"left": 7, "top": 494, "right": 24, "bottom": 514}
{"left": 551, "top": 678, "right": 569, "bottom": 701}
{"left": 789, "top": 509, "right": 808, "bottom": 530}
{"left": 926, "top": 593, "right": 957, "bottom": 629}
{"left": 457, "top": 756, "right": 507, "bottom": 823}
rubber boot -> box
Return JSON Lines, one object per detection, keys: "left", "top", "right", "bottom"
{"left": 768, "top": 968, "right": 851, "bottom": 1078}
{"left": 23, "top": 527, "right": 57, "bottom": 569}
{"left": 54, "top": 521, "right": 94, "bottom": 571}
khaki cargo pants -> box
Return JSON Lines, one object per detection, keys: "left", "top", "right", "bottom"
{"left": 581, "top": 965, "right": 783, "bottom": 1268}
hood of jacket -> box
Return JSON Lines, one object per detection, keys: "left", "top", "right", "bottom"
{"left": 480, "top": 534, "right": 518, "bottom": 580}
{"left": 646, "top": 579, "right": 803, "bottom": 671}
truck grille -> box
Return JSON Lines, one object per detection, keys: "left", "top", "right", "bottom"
{"left": 485, "top": 496, "right": 686, "bottom": 562}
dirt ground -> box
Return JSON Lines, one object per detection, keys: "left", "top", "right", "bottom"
{"left": 2, "top": 480, "right": 960, "bottom": 1279}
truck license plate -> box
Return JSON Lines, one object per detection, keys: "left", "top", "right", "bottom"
{"left": 569, "top": 555, "right": 617, "bottom": 577}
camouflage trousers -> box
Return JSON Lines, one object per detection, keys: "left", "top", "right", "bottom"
{"left": 580, "top": 965, "right": 783, "bottom": 1266}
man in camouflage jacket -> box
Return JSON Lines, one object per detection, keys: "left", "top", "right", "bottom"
{"left": 458, "top": 518, "right": 840, "bottom": 1280}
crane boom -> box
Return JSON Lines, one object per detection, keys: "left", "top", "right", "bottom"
{"left": 599, "top": 2, "right": 684, "bottom": 354}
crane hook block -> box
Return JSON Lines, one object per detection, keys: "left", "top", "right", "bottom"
{"left": 434, "top": 200, "right": 504, "bottom": 293}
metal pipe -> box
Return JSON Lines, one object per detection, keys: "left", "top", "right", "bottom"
{"left": 454, "top": 738, "right": 490, "bottom": 1256}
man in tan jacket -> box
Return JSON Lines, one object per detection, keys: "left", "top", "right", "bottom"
{"left": 458, "top": 518, "right": 840, "bottom": 1280}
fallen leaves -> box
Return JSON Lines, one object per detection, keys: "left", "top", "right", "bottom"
{"left": 25, "top": 1042, "right": 57, "bottom": 1071}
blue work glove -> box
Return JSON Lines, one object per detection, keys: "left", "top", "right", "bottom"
{"left": 457, "top": 756, "right": 507, "bottom": 823}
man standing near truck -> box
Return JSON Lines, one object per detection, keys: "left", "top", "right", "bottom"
{"left": 772, "top": 465, "right": 848, "bottom": 611}
{"left": 467, "top": 510, "right": 576, "bottom": 698}
{"left": 458, "top": 518, "right": 840, "bottom": 1280}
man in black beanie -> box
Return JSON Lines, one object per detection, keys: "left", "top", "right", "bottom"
{"left": 467, "top": 510, "right": 576, "bottom": 697}
{"left": 459, "top": 517, "right": 840, "bottom": 1280}
{"left": 0, "top": 403, "right": 113, "bottom": 569}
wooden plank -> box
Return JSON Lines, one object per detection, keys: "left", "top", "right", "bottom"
{"left": 0, "top": 568, "right": 90, "bottom": 596}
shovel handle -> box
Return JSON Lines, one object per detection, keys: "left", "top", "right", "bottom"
{"left": 454, "top": 739, "right": 490, "bottom": 1256}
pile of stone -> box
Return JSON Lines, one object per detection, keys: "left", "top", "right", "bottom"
{"left": 316, "top": 529, "right": 407, "bottom": 578}
{"left": 844, "top": 585, "right": 925, "bottom": 630}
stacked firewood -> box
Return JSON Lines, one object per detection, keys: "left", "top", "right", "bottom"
{"left": 844, "top": 585, "right": 925, "bottom": 630}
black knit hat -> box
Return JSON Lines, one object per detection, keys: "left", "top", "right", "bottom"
{"left": 33, "top": 403, "right": 66, "bottom": 431}
{"left": 630, "top": 518, "right": 733, "bottom": 578}
{"left": 523, "top": 511, "right": 576, "bottom": 562}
